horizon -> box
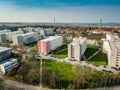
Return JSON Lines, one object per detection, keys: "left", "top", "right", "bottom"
{"left": 0, "top": 0, "right": 120, "bottom": 22}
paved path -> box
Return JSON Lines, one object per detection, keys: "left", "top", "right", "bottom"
{"left": 86, "top": 51, "right": 99, "bottom": 61}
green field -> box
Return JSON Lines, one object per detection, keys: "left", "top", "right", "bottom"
{"left": 84, "top": 47, "right": 98, "bottom": 58}
{"left": 43, "top": 60, "right": 76, "bottom": 80}
{"left": 51, "top": 44, "right": 68, "bottom": 59}
{"left": 87, "top": 51, "right": 108, "bottom": 66}
{"left": 29, "top": 45, "right": 38, "bottom": 52}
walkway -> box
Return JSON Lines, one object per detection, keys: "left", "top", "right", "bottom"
{"left": 86, "top": 50, "right": 99, "bottom": 61}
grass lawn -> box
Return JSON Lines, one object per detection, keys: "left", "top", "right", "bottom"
{"left": 84, "top": 47, "right": 98, "bottom": 58}
{"left": 87, "top": 51, "right": 108, "bottom": 66}
{"left": 53, "top": 44, "right": 67, "bottom": 53}
{"left": 43, "top": 60, "right": 84, "bottom": 80}
{"left": 51, "top": 44, "right": 68, "bottom": 59}
{"left": 52, "top": 49, "right": 68, "bottom": 59}
{"left": 29, "top": 45, "right": 37, "bottom": 52}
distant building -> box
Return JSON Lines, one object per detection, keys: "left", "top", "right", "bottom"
{"left": 38, "top": 36, "right": 63, "bottom": 54}
{"left": 103, "top": 34, "right": 120, "bottom": 68}
{"left": 18, "top": 27, "right": 33, "bottom": 33}
{"left": 0, "top": 47, "right": 12, "bottom": 62}
{"left": 0, "top": 58, "right": 18, "bottom": 73}
{"left": 0, "top": 29, "right": 11, "bottom": 43}
{"left": 39, "top": 28, "right": 55, "bottom": 36}
{"left": 12, "top": 32, "right": 39, "bottom": 45}
{"left": 0, "top": 33, "right": 6, "bottom": 43}
{"left": 106, "top": 34, "right": 119, "bottom": 41}
{"left": 90, "top": 30, "right": 112, "bottom": 35}
{"left": 0, "top": 29, "right": 11, "bottom": 33}
{"left": 68, "top": 37, "right": 87, "bottom": 61}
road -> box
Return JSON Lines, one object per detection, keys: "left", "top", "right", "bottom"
{"left": 41, "top": 55, "right": 120, "bottom": 74}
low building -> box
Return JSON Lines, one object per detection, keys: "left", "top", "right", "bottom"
{"left": 0, "top": 47, "right": 12, "bottom": 62}
{"left": 12, "top": 32, "right": 39, "bottom": 45}
{"left": 0, "top": 58, "right": 18, "bottom": 73}
{"left": 38, "top": 36, "right": 63, "bottom": 54}
{"left": 90, "top": 30, "right": 112, "bottom": 35}
{"left": 68, "top": 37, "right": 87, "bottom": 61}
{"left": 39, "top": 28, "right": 55, "bottom": 36}
{"left": 5, "top": 30, "right": 24, "bottom": 41}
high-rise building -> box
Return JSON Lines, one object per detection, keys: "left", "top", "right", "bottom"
{"left": 68, "top": 37, "right": 87, "bottom": 61}
{"left": 103, "top": 34, "right": 120, "bottom": 68}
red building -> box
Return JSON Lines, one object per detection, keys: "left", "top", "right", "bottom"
{"left": 37, "top": 41, "right": 50, "bottom": 54}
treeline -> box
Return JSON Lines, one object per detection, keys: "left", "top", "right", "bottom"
{"left": 6, "top": 58, "right": 120, "bottom": 89}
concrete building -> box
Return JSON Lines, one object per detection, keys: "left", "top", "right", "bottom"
{"left": 0, "top": 47, "right": 12, "bottom": 62}
{"left": 39, "top": 28, "right": 55, "bottom": 36}
{"left": 5, "top": 30, "right": 24, "bottom": 41}
{"left": 0, "top": 58, "right": 18, "bottom": 73}
{"left": 0, "top": 29, "right": 11, "bottom": 33}
{"left": 12, "top": 32, "right": 39, "bottom": 45}
{"left": 68, "top": 37, "right": 87, "bottom": 61}
{"left": 38, "top": 36, "right": 63, "bottom": 54}
{"left": 103, "top": 41, "right": 120, "bottom": 68}
{"left": 106, "top": 34, "right": 119, "bottom": 41}
{"left": 0, "top": 33, "right": 6, "bottom": 43}
{"left": 103, "top": 34, "right": 120, "bottom": 68}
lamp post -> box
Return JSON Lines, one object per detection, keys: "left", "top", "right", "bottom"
{"left": 37, "top": 52, "right": 43, "bottom": 88}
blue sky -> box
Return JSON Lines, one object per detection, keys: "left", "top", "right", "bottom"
{"left": 0, "top": 0, "right": 120, "bottom": 22}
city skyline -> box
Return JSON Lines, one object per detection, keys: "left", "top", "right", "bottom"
{"left": 0, "top": 0, "right": 120, "bottom": 22}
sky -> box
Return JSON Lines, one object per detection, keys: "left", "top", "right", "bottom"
{"left": 0, "top": 0, "right": 120, "bottom": 23}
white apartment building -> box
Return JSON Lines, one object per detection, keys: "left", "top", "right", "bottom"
{"left": 0, "top": 47, "right": 12, "bottom": 62}
{"left": 68, "top": 37, "right": 87, "bottom": 61}
{"left": 106, "top": 34, "right": 119, "bottom": 41}
{"left": 0, "top": 29, "right": 11, "bottom": 33}
{"left": 103, "top": 34, "right": 120, "bottom": 68}
{"left": 12, "top": 32, "right": 39, "bottom": 45}
{"left": 103, "top": 41, "right": 120, "bottom": 68}
{"left": 38, "top": 36, "right": 63, "bottom": 54}
{"left": 5, "top": 30, "right": 24, "bottom": 41}
{"left": 0, "top": 58, "right": 18, "bottom": 73}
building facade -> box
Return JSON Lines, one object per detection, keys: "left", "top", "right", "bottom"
{"left": 68, "top": 37, "right": 87, "bottom": 61}
{"left": 103, "top": 34, "right": 120, "bottom": 68}
{"left": 5, "top": 30, "right": 24, "bottom": 42}
{"left": 38, "top": 36, "right": 63, "bottom": 54}
{"left": 103, "top": 41, "right": 120, "bottom": 68}
{"left": 12, "top": 32, "right": 39, "bottom": 45}
{"left": 0, "top": 58, "right": 18, "bottom": 73}
{"left": 0, "top": 47, "right": 12, "bottom": 62}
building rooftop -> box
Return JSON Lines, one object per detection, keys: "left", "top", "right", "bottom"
{"left": 71, "top": 37, "right": 87, "bottom": 45}
{"left": 109, "top": 41, "right": 120, "bottom": 51}
{"left": 40, "top": 36, "right": 62, "bottom": 42}
{"left": 0, "top": 47, "right": 11, "bottom": 52}
{"left": 0, "top": 58, "right": 17, "bottom": 66}
{"left": 14, "top": 32, "right": 37, "bottom": 37}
